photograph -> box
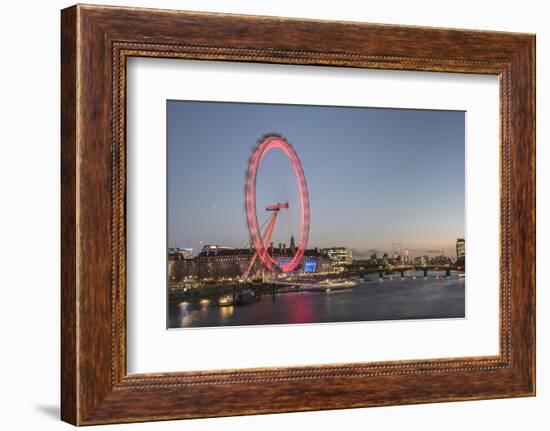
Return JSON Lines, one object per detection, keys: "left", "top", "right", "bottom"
{"left": 167, "top": 100, "right": 466, "bottom": 328}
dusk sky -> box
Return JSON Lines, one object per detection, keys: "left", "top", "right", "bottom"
{"left": 167, "top": 100, "right": 465, "bottom": 258}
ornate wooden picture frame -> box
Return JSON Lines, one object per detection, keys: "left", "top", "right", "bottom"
{"left": 61, "top": 4, "right": 535, "bottom": 425}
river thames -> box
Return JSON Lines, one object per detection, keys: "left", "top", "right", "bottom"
{"left": 168, "top": 271, "right": 465, "bottom": 329}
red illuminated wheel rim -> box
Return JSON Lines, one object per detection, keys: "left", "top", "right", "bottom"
{"left": 245, "top": 133, "right": 310, "bottom": 272}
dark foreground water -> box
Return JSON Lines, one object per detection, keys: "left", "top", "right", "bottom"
{"left": 168, "top": 274, "right": 465, "bottom": 329}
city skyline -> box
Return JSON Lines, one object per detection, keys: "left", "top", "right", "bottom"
{"left": 168, "top": 100, "right": 465, "bottom": 257}
{"left": 173, "top": 238, "right": 464, "bottom": 261}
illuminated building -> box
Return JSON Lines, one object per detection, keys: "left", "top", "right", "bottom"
{"left": 168, "top": 247, "right": 194, "bottom": 260}
{"left": 169, "top": 245, "right": 331, "bottom": 282}
{"left": 321, "top": 247, "right": 353, "bottom": 268}
{"left": 413, "top": 255, "right": 429, "bottom": 266}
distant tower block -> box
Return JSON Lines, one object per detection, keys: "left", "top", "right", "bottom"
{"left": 456, "top": 238, "right": 466, "bottom": 260}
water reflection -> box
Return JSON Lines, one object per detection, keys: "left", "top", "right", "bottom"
{"left": 219, "top": 305, "right": 234, "bottom": 320}
{"left": 169, "top": 275, "right": 465, "bottom": 329}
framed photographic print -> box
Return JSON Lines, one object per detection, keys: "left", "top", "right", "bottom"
{"left": 61, "top": 4, "right": 535, "bottom": 425}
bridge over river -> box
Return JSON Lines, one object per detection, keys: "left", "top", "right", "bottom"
{"left": 344, "top": 264, "right": 464, "bottom": 278}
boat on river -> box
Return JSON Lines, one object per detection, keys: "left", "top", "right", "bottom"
{"left": 217, "top": 294, "right": 234, "bottom": 306}
{"left": 314, "top": 279, "right": 360, "bottom": 292}
{"left": 216, "top": 289, "right": 260, "bottom": 306}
